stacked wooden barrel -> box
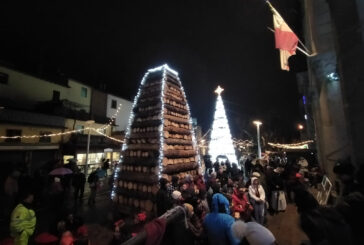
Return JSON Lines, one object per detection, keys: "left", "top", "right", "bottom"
{"left": 115, "top": 65, "right": 199, "bottom": 213}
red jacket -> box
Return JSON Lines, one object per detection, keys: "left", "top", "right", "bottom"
{"left": 231, "top": 189, "right": 250, "bottom": 213}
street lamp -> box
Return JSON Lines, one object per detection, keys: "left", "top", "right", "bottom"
{"left": 85, "top": 120, "right": 95, "bottom": 176}
{"left": 253, "top": 120, "right": 262, "bottom": 159}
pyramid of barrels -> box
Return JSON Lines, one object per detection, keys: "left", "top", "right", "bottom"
{"left": 115, "top": 65, "right": 199, "bottom": 213}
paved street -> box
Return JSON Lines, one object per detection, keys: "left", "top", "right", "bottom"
{"left": 267, "top": 204, "right": 308, "bottom": 245}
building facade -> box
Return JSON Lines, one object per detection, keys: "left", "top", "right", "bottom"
{"left": 106, "top": 94, "right": 133, "bottom": 133}
{"left": 0, "top": 65, "right": 128, "bottom": 175}
{"left": 302, "top": 0, "right": 364, "bottom": 184}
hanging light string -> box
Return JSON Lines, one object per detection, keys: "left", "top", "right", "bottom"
{"left": 0, "top": 127, "right": 124, "bottom": 144}
{"left": 0, "top": 128, "right": 85, "bottom": 139}
{"left": 91, "top": 128, "right": 124, "bottom": 143}
{"left": 96, "top": 103, "right": 123, "bottom": 132}
{"left": 268, "top": 140, "right": 314, "bottom": 149}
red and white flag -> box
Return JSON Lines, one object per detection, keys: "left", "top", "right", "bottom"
{"left": 271, "top": 5, "right": 299, "bottom": 71}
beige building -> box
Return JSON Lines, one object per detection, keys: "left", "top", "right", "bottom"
{"left": 0, "top": 66, "right": 91, "bottom": 112}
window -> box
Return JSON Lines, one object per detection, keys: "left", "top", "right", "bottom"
{"left": 111, "top": 99, "right": 117, "bottom": 109}
{"left": 39, "top": 131, "right": 51, "bottom": 143}
{"left": 53, "top": 90, "right": 60, "bottom": 101}
{"left": 0, "top": 72, "right": 8, "bottom": 84}
{"left": 81, "top": 87, "right": 88, "bottom": 98}
{"left": 5, "top": 129, "right": 21, "bottom": 143}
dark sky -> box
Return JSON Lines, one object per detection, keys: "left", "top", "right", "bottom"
{"left": 0, "top": 0, "right": 306, "bottom": 141}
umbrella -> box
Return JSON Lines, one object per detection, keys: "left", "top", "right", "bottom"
{"left": 49, "top": 167, "right": 73, "bottom": 176}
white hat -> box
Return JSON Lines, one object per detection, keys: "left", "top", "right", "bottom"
{"left": 252, "top": 172, "right": 261, "bottom": 178}
{"left": 172, "top": 191, "right": 182, "bottom": 200}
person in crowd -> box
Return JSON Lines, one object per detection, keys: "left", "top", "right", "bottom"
{"left": 194, "top": 174, "right": 206, "bottom": 193}
{"left": 87, "top": 170, "right": 99, "bottom": 206}
{"left": 231, "top": 187, "right": 253, "bottom": 222}
{"left": 300, "top": 207, "right": 352, "bottom": 245}
{"left": 195, "top": 190, "right": 210, "bottom": 222}
{"left": 232, "top": 220, "right": 276, "bottom": 245}
{"left": 213, "top": 161, "right": 220, "bottom": 173}
{"left": 217, "top": 167, "right": 228, "bottom": 187}
{"left": 156, "top": 178, "right": 172, "bottom": 216}
{"left": 203, "top": 193, "right": 239, "bottom": 245}
{"left": 72, "top": 168, "right": 86, "bottom": 203}
{"left": 170, "top": 175, "right": 180, "bottom": 193}
{"left": 249, "top": 177, "right": 266, "bottom": 225}
{"left": 10, "top": 190, "right": 36, "bottom": 245}
{"left": 231, "top": 163, "right": 240, "bottom": 181}
{"left": 334, "top": 162, "right": 364, "bottom": 245}
{"left": 60, "top": 231, "right": 74, "bottom": 245}
{"left": 333, "top": 158, "right": 357, "bottom": 197}
{"left": 4, "top": 169, "right": 20, "bottom": 198}
{"left": 172, "top": 190, "right": 183, "bottom": 207}
{"left": 171, "top": 203, "right": 203, "bottom": 245}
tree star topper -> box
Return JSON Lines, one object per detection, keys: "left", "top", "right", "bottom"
{"left": 215, "top": 85, "right": 224, "bottom": 95}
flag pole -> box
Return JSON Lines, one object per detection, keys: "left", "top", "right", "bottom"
{"left": 267, "top": 27, "right": 315, "bottom": 57}
{"left": 265, "top": 1, "right": 316, "bottom": 57}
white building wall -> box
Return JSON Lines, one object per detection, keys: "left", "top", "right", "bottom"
{"left": 106, "top": 94, "right": 132, "bottom": 132}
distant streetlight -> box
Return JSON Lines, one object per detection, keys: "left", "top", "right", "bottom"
{"left": 85, "top": 120, "right": 95, "bottom": 176}
{"left": 298, "top": 124, "right": 304, "bottom": 130}
{"left": 253, "top": 120, "right": 262, "bottom": 159}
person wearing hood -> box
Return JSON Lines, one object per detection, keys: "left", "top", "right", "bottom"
{"left": 10, "top": 190, "right": 36, "bottom": 245}
{"left": 231, "top": 187, "right": 253, "bottom": 221}
{"left": 203, "top": 193, "right": 239, "bottom": 245}
{"left": 232, "top": 220, "right": 276, "bottom": 245}
{"left": 249, "top": 177, "right": 266, "bottom": 224}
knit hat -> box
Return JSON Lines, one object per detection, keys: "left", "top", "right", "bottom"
{"left": 172, "top": 191, "right": 182, "bottom": 200}
{"left": 232, "top": 221, "right": 247, "bottom": 240}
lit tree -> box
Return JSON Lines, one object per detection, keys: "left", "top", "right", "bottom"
{"left": 208, "top": 86, "right": 238, "bottom": 165}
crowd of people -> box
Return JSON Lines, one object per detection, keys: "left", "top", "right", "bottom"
{"left": 1, "top": 154, "right": 364, "bottom": 245}
{"left": 0, "top": 159, "right": 113, "bottom": 245}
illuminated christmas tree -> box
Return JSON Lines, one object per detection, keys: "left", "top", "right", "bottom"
{"left": 111, "top": 64, "right": 200, "bottom": 213}
{"left": 208, "top": 86, "right": 238, "bottom": 165}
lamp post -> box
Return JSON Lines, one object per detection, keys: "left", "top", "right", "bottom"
{"left": 253, "top": 120, "right": 262, "bottom": 159}
{"left": 85, "top": 120, "right": 95, "bottom": 176}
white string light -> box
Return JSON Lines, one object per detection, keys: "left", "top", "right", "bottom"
{"left": 111, "top": 70, "right": 151, "bottom": 199}
{"left": 268, "top": 140, "right": 314, "bottom": 149}
{"left": 158, "top": 65, "right": 167, "bottom": 178}
{"left": 97, "top": 103, "right": 123, "bottom": 132}
{"left": 91, "top": 128, "right": 124, "bottom": 143}
{"left": 0, "top": 128, "right": 85, "bottom": 139}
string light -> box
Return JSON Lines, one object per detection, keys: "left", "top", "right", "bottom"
{"left": 0, "top": 127, "right": 124, "bottom": 144}
{"left": 0, "top": 128, "right": 85, "bottom": 139}
{"left": 158, "top": 66, "right": 167, "bottom": 178}
{"left": 268, "top": 140, "right": 314, "bottom": 149}
{"left": 91, "top": 128, "right": 124, "bottom": 143}
{"left": 97, "top": 103, "right": 123, "bottom": 132}
{"left": 111, "top": 69, "right": 151, "bottom": 199}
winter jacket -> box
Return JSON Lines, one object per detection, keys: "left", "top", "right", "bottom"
{"left": 10, "top": 203, "right": 36, "bottom": 245}
{"left": 248, "top": 177, "right": 266, "bottom": 202}
{"left": 203, "top": 194, "right": 239, "bottom": 245}
{"left": 231, "top": 189, "right": 251, "bottom": 214}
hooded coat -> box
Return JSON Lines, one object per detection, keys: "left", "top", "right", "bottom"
{"left": 248, "top": 177, "right": 266, "bottom": 202}
{"left": 203, "top": 194, "right": 239, "bottom": 245}
{"left": 10, "top": 203, "right": 36, "bottom": 245}
{"left": 231, "top": 189, "right": 252, "bottom": 221}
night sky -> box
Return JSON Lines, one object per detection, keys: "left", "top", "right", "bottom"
{"left": 0, "top": 0, "right": 306, "bottom": 142}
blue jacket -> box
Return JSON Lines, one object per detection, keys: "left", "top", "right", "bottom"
{"left": 203, "top": 194, "right": 239, "bottom": 245}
